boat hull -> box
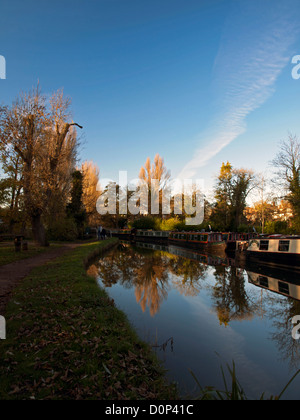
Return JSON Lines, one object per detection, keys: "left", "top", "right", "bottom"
{"left": 246, "top": 250, "right": 300, "bottom": 269}
{"left": 226, "top": 241, "right": 238, "bottom": 251}
{"left": 135, "top": 234, "right": 169, "bottom": 244}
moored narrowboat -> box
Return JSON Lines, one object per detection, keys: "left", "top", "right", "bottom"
{"left": 135, "top": 230, "right": 170, "bottom": 243}
{"left": 246, "top": 236, "right": 300, "bottom": 267}
{"left": 169, "top": 231, "right": 226, "bottom": 252}
{"left": 222, "top": 232, "right": 257, "bottom": 252}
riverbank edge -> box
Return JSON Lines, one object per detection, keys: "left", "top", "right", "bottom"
{"left": 0, "top": 238, "right": 178, "bottom": 400}
{"left": 82, "top": 238, "right": 118, "bottom": 268}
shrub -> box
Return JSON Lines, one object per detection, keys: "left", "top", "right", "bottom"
{"left": 265, "top": 221, "right": 289, "bottom": 235}
{"left": 160, "top": 217, "right": 181, "bottom": 231}
{"left": 237, "top": 224, "right": 250, "bottom": 233}
{"left": 47, "top": 218, "right": 78, "bottom": 241}
{"left": 132, "top": 216, "right": 160, "bottom": 230}
{"left": 173, "top": 221, "right": 213, "bottom": 232}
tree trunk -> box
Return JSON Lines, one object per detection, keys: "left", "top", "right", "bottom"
{"left": 22, "top": 158, "right": 48, "bottom": 247}
{"left": 31, "top": 211, "right": 49, "bottom": 247}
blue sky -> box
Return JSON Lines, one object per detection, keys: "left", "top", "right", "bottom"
{"left": 1, "top": 0, "right": 300, "bottom": 195}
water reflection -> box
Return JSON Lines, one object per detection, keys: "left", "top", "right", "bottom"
{"left": 267, "top": 294, "right": 300, "bottom": 371}
{"left": 89, "top": 243, "right": 212, "bottom": 316}
{"left": 211, "top": 266, "right": 256, "bottom": 326}
{"left": 88, "top": 241, "right": 300, "bottom": 397}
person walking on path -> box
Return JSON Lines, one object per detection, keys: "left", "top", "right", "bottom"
{"left": 101, "top": 228, "right": 106, "bottom": 240}
{"left": 97, "top": 225, "right": 102, "bottom": 240}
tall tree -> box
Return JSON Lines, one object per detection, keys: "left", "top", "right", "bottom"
{"left": 272, "top": 134, "right": 300, "bottom": 230}
{"left": 67, "top": 170, "right": 86, "bottom": 237}
{"left": 139, "top": 154, "right": 171, "bottom": 216}
{"left": 212, "top": 162, "right": 255, "bottom": 231}
{"left": 43, "top": 90, "right": 80, "bottom": 226}
{"left": 0, "top": 148, "right": 24, "bottom": 231}
{"left": 0, "top": 86, "right": 82, "bottom": 245}
{"left": 0, "top": 88, "right": 49, "bottom": 245}
{"left": 230, "top": 168, "right": 255, "bottom": 229}
{"left": 81, "top": 161, "right": 100, "bottom": 226}
{"left": 213, "top": 162, "right": 233, "bottom": 229}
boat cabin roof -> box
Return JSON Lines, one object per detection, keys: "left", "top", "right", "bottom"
{"left": 262, "top": 235, "right": 300, "bottom": 240}
{"left": 171, "top": 231, "right": 219, "bottom": 235}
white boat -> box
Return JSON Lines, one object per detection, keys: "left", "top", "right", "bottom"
{"left": 246, "top": 236, "right": 300, "bottom": 267}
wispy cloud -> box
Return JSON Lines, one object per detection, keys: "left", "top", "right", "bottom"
{"left": 178, "top": 0, "right": 300, "bottom": 180}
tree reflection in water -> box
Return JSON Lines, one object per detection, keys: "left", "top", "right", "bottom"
{"left": 267, "top": 296, "right": 300, "bottom": 371}
{"left": 168, "top": 255, "right": 209, "bottom": 297}
{"left": 90, "top": 242, "right": 300, "bottom": 372}
{"left": 133, "top": 252, "right": 169, "bottom": 316}
{"left": 211, "top": 266, "right": 258, "bottom": 326}
{"left": 93, "top": 244, "right": 212, "bottom": 316}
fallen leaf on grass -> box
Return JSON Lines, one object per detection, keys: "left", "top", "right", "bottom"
{"left": 102, "top": 363, "right": 111, "bottom": 375}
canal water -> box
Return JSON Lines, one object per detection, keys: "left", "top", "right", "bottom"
{"left": 88, "top": 242, "right": 300, "bottom": 399}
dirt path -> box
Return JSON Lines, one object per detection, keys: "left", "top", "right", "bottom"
{"left": 0, "top": 244, "right": 82, "bottom": 315}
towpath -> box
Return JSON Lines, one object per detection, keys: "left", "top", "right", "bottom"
{"left": 0, "top": 243, "right": 81, "bottom": 315}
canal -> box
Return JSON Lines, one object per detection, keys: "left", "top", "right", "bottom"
{"left": 88, "top": 241, "right": 300, "bottom": 399}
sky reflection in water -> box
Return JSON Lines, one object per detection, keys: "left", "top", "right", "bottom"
{"left": 87, "top": 242, "right": 300, "bottom": 399}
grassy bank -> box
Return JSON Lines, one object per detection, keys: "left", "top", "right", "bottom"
{"left": 0, "top": 239, "right": 177, "bottom": 400}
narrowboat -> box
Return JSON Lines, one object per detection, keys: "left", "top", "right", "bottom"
{"left": 135, "top": 230, "right": 170, "bottom": 243}
{"left": 169, "top": 231, "right": 226, "bottom": 253}
{"left": 222, "top": 232, "right": 257, "bottom": 252}
{"left": 110, "top": 229, "right": 133, "bottom": 240}
{"left": 246, "top": 236, "right": 300, "bottom": 268}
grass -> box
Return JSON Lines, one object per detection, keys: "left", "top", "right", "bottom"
{"left": 0, "top": 239, "right": 177, "bottom": 400}
{"left": 190, "top": 361, "right": 300, "bottom": 400}
{"left": 0, "top": 242, "right": 62, "bottom": 267}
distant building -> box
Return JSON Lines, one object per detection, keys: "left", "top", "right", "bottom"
{"left": 244, "top": 200, "right": 294, "bottom": 226}
{"left": 273, "top": 200, "right": 294, "bottom": 222}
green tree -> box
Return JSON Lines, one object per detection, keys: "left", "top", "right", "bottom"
{"left": 272, "top": 135, "right": 300, "bottom": 231}
{"left": 67, "top": 170, "right": 87, "bottom": 238}
{"left": 213, "top": 162, "right": 233, "bottom": 230}
{"left": 230, "top": 168, "right": 255, "bottom": 229}
{"left": 212, "top": 162, "right": 255, "bottom": 231}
